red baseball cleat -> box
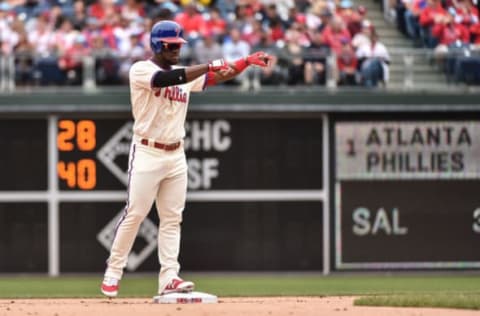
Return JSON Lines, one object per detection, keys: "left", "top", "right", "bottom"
{"left": 101, "top": 277, "right": 120, "bottom": 297}
{"left": 161, "top": 278, "right": 195, "bottom": 295}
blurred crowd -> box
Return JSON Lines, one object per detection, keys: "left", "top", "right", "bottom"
{"left": 395, "top": 0, "right": 480, "bottom": 83}
{"left": 0, "top": 0, "right": 391, "bottom": 89}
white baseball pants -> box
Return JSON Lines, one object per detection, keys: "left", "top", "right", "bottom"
{"left": 104, "top": 140, "right": 187, "bottom": 292}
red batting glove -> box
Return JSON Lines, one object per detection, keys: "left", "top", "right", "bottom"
{"left": 208, "top": 59, "right": 229, "bottom": 72}
{"left": 245, "top": 51, "right": 272, "bottom": 67}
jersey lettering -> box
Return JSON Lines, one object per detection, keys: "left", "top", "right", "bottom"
{"left": 164, "top": 86, "right": 187, "bottom": 103}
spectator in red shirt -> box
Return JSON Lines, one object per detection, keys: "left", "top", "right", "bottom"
{"left": 419, "top": 0, "right": 446, "bottom": 47}
{"left": 262, "top": 4, "right": 286, "bottom": 41}
{"left": 174, "top": 2, "right": 206, "bottom": 43}
{"left": 430, "top": 6, "right": 472, "bottom": 80}
{"left": 242, "top": 19, "right": 264, "bottom": 47}
{"left": 88, "top": 0, "right": 120, "bottom": 26}
{"left": 203, "top": 7, "right": 227, "bottom": 39}
{"left": 58, "top": 33, "right": 90, "bottom": 85}
{"left": 269, "top": 19, "right": 285, "bottom": 42}
{"left": 470, "top": 21, "right": 480, "bottom": 45}
{"left": 83, "top": 17, "right": 117, "bottom": 50}
{"left": 336, "top": 0, "right": 363, "bottom": 36}
{"left": 285, "top": 6, "right": 306, "bottom": 29}
{"left": 322, "top": 16, "right": 352, "bottom": 55}
{"left": 337, "top": 39, "right": 358, "bottom": 85}
{"left": 452, "top": 0, "right": 479, "bottom": 26}
{"left": 420, "top": 0, "right": 447, "bottom": 26}
{"left": 432, "top": 7, "right": 470, "bottom": 54}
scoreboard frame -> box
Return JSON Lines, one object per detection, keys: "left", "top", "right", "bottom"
{"left": 333, "top": 114, "right": 480, "bottom": 270}
{"left": 3, "top": 100, "right": 480, "bottom": 275}
{"left": 0, "top": 112, "right": 329, "bottom": 275}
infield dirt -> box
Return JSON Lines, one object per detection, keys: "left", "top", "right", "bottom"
{"left": 1, "top": 297, "right": 479, "bottom": 316}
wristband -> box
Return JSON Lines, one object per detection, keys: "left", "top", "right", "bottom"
{"left": 208, "top": 59, "right": 227, "bottom": 72}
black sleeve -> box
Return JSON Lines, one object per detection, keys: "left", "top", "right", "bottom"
{"left": 151, "top": 68, "right": 188, "bottom": 87}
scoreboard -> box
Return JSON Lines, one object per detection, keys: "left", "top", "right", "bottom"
{"left": 334, "top": 119, "right": 480, "bottom": 269}
{"left": 0, "top": 114, "right": 325, "bottom": 274}
{"left": 57, "top": 119, "right": 129, "bottom": 191}
{"left": 54, "top": 118, "right": 324, "bottom": 191}
{"left": 2, "top": 105, "right": 480, "bottom": 274}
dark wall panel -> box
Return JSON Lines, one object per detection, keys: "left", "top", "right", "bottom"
{"left": 0, "top": 203, "right": 48, "bottom": 272}
{"left": 59, "top": 202, "right": 323, "bottom": 272}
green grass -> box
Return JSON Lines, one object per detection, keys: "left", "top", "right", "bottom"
{"left": 355, "top": 293, "right": 480, "bottom": 310}
{"left": 0, "top": 274, "right": 480, "bottom": 309}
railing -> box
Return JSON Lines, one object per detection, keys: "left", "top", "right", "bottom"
{"left": 1, "top": 48, "right": 480, "bottom": 93}
{"left": 0, "top": 54, "right": 15, "bottom": 93}
{"left": 388, "top": 47, "right": 480, "bottom": 89}
{"left": 82, "top": 55, "right": 96, "bottom": 91}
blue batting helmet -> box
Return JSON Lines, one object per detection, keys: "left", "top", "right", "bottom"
{"left": 150, "top": 20, "right": 187, "bottom": 54}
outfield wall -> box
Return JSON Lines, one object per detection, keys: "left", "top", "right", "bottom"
{"left": 0, "top": 90, "right": 479, "bottom": 275}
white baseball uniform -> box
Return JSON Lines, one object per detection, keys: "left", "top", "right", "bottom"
{"left": 104, "top": 59, "right": 206, "bottom": 293}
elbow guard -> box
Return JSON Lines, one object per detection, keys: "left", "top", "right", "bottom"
{"left": 151, "top": 69, "right": 187, "bottom": 88}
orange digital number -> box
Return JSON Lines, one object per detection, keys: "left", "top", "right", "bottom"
{"left": 57, "top": 161, "right": 76, "bottom": 188}
{"left": 57, "top": 159, "right": 97, "bottom": 190}
{"left": 57, "top": 120, "right": 75, "bottom": 151}
{"left": 57, "top": 119, "right": 96, "bottom": 151}
{"left": 77, "top": 159, "right": 96, "bottom": 190}
{"left": 77, "top": 120, "right": 96, "bottom": 151}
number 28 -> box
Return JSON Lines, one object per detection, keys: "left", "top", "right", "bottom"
{"left": 57, "top": 120, "right": 96, "bottom": 151}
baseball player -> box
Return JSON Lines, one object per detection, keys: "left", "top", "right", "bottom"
{"left": 101, "top": 20, "right": 271, "bottom": 297}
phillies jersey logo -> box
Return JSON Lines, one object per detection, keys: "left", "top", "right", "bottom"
{"left": 161, "top": 86, "right": 187, "bottom": 103}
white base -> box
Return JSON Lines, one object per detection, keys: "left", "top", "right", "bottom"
{"left": 152, "top": 291, "right": 218, "bottom": 304}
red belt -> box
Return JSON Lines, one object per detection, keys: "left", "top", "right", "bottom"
{"left": 140, "top": 139, "right": 181, "bottom": 151}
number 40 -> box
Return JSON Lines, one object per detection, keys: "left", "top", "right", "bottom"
{"left": 57, "top": 159, "right": 96, "bottom": 190}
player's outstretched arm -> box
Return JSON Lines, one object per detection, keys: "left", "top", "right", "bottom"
{"left": 151, "top": 62, "right": 226, "bottom": 88}
{"left": 183, "top": 51, "right": 273, "bottom": 84}
{"left": 183, "top": 60, "right": 231, "bottom": 82}
{"left": 210, "top": 51, "right": 273, "bottom": 84}
{"left": 150, "top": 52, "right": 272, "bottom": 88}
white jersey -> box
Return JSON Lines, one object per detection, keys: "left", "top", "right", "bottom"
{"left": 356, "top": 41, "right": 391, "bottom": 82}
{"left": 129, "top": 59, "right": 206, "bottom": 143}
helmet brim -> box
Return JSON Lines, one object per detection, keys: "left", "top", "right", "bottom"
{"left": 160, "top": 37, "right": 188, "bottom": 44}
